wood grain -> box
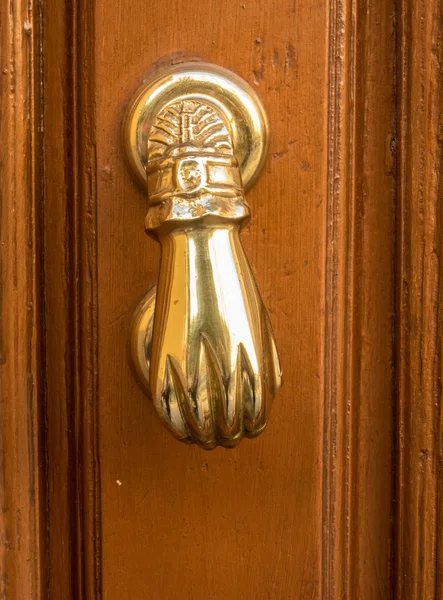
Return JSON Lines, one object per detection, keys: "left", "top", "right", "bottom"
{"left": 0, "top": 0, "right": 45, "bottom": 597}
{"left": 395, "top": 0, "right": 443, "bottom": 597}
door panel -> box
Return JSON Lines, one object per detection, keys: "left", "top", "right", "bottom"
{"left": 95, "top": 1, "right": 393, "bottom": 597}
{"left": 97, "top": 2, "right": 327, "bottom": 597}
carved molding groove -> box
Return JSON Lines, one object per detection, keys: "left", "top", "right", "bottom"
{"left": 323, "top": 0, "right": 396, "bottom": 597}
{"left": 395, "top": 0, "right": 443, "bottom": 597}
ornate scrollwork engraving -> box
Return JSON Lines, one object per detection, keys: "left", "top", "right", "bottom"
{"left": 144, "top": 100, "right": 249, "bottom": 231}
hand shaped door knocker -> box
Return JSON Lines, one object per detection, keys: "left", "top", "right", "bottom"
{"left": 123, "top": 62, "right": 282, "bottom": 449}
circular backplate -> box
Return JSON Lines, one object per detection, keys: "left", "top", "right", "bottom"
{"left": 129, "top": 286, "right": 156, "bottom": 393}
{"left": 122, "top": 62, "right": 269, "bottom": 192}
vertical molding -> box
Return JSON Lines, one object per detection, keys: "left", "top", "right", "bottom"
{"left": 75, "top": 3, "right": 102, "bottom": 595}
{"left": 323, "top": 1, "right": 355, "bottom": 595}
{"left": 0, "top": 0, "right": 45, "bottom": 597}
{"left": 42, "top": 0, "right": 101, "bottom": 598}
{"left": 395, "top": 0, "right": 443, "bottom": 597}
{"left": 324, "top": 0, "right": 396, "bottom": 597}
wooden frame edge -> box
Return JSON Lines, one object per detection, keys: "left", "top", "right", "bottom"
{"left": 323, "top": 0, "right": 397, "bottom": 596}
{"left": 42, "top": 0, "right": 102, "bottom": 597}
{"left": 395, "top": 0, "right": 443, "bottom": 597}
{"left": 0, "top": 0, "right": 46, "bottom": 597}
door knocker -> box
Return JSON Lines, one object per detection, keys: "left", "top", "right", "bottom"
{"left": 123, "top": 62, "right": 282, "bottom": 449}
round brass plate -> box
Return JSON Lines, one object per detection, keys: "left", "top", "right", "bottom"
{"left": 122, "top": 62, "right": 269, "bottom": 192}
{"left": 129, "top": 286, "right": 156, "bottom": 393}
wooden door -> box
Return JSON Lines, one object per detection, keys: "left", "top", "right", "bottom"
{"left": 1, "top": 0, "right": 442, "bottom": 598}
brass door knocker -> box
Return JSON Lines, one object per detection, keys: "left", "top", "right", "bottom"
{"left": 123, "top": 62, "right": 282, "bottom": 449}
